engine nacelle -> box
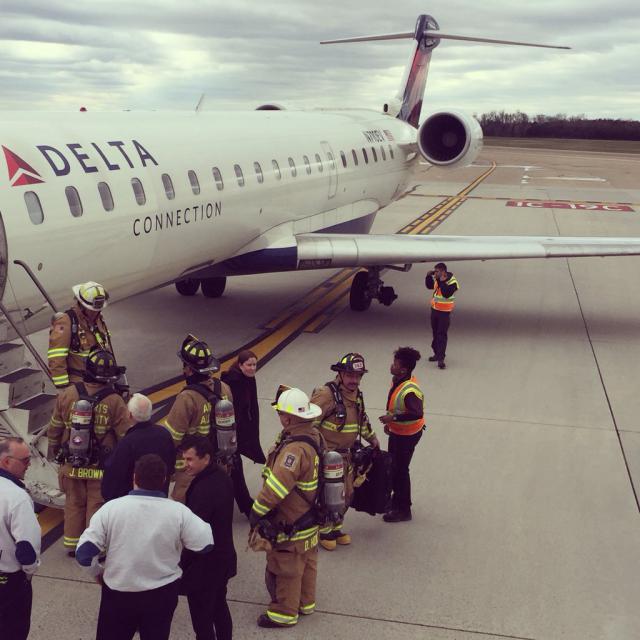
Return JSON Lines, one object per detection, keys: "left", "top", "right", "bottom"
{"left": 417, "top": 110, "right": 483, "bottom": 168}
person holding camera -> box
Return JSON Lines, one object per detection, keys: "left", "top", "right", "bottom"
{"left": 310, "top": 353, "right": 380, "bottom": 550}
{"left": 425, "top": 262, "right": 459, "bottom": 369}
{"left": 47, "top": 348, "right": 130, "bottom": 556}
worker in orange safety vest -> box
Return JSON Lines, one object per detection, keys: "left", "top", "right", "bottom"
{"left": 425, "top": 263, "right": 459, "bottom": 369}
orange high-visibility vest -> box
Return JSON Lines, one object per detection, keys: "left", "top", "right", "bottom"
{"left": 386, "top": 377, "right": 425, "bottom": 436}
{"left": 430, "top": 275, "right": 458, "bottom": 312}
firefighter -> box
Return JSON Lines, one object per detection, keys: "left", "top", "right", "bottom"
{"left": 310, "top": 353, "right": 380, "bottom": 550}
{"left": 425, "top": 263, "right": 459, "bottom": 369}
{"left": 250, "top": 387, "right": 323, "bottom": 628}
{"left": 46, "top": 348, "right": 130, "bottom": 555}
{"left": 162, "top": 334, "right": 233, "bottom": 502}
{"left": 48, "top": 281, "right": 114, "bottom": 390}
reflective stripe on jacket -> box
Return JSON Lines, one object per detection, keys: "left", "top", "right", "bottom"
{"left": 430, "top": 275, "right": 458, "bottom": 312}
{"left": 386, "top": 377, "right": 425, "bottom": 436}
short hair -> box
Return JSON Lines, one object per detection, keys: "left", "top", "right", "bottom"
{"left": 180, "top": 435, "right": 214, "bottom": 459}
{"left": 134, "top": 454, "right": 167, "bottom": 491}
{"left": 435, "top": 262, "right": 447, "bottom": 271}
{"left": 0, "top": 437, "right": 24, "bottom": 460}
{"left": 394, "top": 347, "right": 421, "bottom": 373}
{"left": 128, "top": 393, "right": 152, "bottom": 422}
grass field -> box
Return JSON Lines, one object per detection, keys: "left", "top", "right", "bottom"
{"left": 484, "top": 137, "right": 640, "bottom": 154}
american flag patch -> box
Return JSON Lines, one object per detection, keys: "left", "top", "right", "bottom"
{"left": 384, "top": 129, "right": 395, "bottom": 141}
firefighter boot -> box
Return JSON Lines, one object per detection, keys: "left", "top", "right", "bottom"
{"left": 319, "top": 534, "right": 337, "bottom": 551}
{"left": 335, "top": 532, "right": 351, "bottom": 545}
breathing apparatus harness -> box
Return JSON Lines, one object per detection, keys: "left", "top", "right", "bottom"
{"left": 184, "top": 379, "right": 238, "bottom": 464}
{"left": 254, "top": 432, "right": 346, "bottom": 544}
{"left": 56, "top": 382, "right": 119, "bottom": 468}
{"left": 62, "top": 309, "right": 129, "bottom": 398}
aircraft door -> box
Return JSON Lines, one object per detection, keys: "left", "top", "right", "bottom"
{"left": 0, "top": 210, "right": 7, "bottom": 303}
{"left": 320, "top": 140, "right": 338, "bottom": 199}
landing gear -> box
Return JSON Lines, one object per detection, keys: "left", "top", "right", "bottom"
{"left": 349, "top": 267, "right": 398, "bottom": 312}
{"left": 201, "top": 276, "right": 227, "bottom": 298}
{"left": 175, "top": 278, "right": 200, "bottom": 296}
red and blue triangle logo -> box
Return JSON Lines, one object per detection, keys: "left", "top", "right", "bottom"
{"left": 2, "top": 145, "right": 44, "bottom": 186}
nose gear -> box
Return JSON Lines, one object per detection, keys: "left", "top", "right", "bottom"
{"left": 178, "top": 334, "right": 220, "bottom": 373}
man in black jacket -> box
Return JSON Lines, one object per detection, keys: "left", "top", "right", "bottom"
{"left": 101, "top": 394, "right": 176, "bottom": 501}
{"left": 181, "top": 436, "right": 237, "bottom": 640}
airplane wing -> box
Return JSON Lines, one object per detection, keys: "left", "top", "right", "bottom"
{"left": 295, "top": 234, "right": 640, "bottom": 268}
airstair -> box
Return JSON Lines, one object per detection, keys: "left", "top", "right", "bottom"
{"left": 0, "top": 261, "right": 64, "bottom": 507}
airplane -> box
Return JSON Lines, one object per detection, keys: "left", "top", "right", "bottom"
{"left": 2, "top": 14, "right": 639, "bottom": 504}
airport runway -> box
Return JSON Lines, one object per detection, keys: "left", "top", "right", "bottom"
{"left": 30, "top": 146, "right": 640, "bottom": 639}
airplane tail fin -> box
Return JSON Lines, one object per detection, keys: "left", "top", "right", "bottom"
{"left": 321, "top": 15, "right": 570, "bottom": 129}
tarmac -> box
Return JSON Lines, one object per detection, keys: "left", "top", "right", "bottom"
{"left": 28, "top": 145, "right": 640, "bottom": 639}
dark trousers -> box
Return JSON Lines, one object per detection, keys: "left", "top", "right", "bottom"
{"left": 0, "top": 571, "right": 32, "bottom": 640}
{"left": 430, "top": 309, "right": 451, "bottom": 360}
{"left": 96, "top": 579, "right": 179, "bottom": 640}
{"left": 231, "top": 454, "right": 254, "bottom": 515}
{"left": 187, "top": 580, "right": 232, "bottom": 640}
{"left": 388, "top": 430, "right": 423, "bottom": 512}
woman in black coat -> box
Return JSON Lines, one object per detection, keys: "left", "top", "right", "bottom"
{"left": 221, "top": 350, "right": 265, "bottom": 516}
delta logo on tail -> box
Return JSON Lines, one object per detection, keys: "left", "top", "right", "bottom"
{"left": 2, "top": 146, "right": 45, "bottom": 186}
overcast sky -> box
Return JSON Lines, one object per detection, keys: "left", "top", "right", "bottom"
{"left": 1, "top": 0, "right": 638, "bottom": 120}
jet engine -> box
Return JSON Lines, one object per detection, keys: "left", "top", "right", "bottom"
{"left": 417, "top": 110, "right": 483, "bottom": 168}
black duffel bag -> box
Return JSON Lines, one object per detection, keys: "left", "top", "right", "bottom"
{"left": 352, "top": 447, "right": 393, "bottom": 516}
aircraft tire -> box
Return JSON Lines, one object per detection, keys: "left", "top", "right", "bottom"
{"left": 349, "top": 271, "right": 371, "bottom": 311}
{"left": 175, "top": 278, "right": 200, "bottom": 296}
{"left": 201, "top": 276, "right": 227, "bottom": 298}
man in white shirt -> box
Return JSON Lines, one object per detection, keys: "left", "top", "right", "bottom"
{"left": 0, "top": 437, "right": 41, "bottom": 640}
{"left": 77, "top": 453, "right": 213, "bottom": 640}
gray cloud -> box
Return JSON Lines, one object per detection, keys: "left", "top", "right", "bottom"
{"left": 0, "top": 0, "right": 637, "bottom": 119}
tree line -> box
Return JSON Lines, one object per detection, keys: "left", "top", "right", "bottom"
{"left": 478, "top": 112, "right": 640, "bottom": 141}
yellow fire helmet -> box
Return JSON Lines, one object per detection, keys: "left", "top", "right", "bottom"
{"left": 72, "top": 281, "right": 109, "bottom": 311}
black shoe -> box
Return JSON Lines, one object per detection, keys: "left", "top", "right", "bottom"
{"left": 428, "top": 355, "right": 438, "bottom": 362}
{"left": 383, "top": 509, "right": 412, "bottom": 523}
{"left": 438, "top": 360, "right": 446, "bottom": 369}
{"left": 257, "top": 613, "right": 292, "bottom": 629}
{"left": 67, "top": 550, "right": 76, "bottom": 558}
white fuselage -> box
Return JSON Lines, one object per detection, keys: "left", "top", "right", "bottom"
{"left": 0, "top": 109, "right": 417, "bottom": 331}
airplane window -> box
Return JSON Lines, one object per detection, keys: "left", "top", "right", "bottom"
{"left": 351, "top": 149, "right": 358, "bottom": 166}
{"left": 288, "top": 157, "right": 297, "bottom": 178}
{"left": 234, "top": 164, "right": 245, "bottom": 187}
{"left": 98, "top": 182, "right": 114, "bottom": 212}
{"left": 254, "top": 162, "right": 264, "bottom": 184}
{"left": 389, "top": 145, "right": 394, "bottom": 159}
{"left": 272, "top": 159, "right": 281, "bottom": 180}
{"left": 362, "top": 148, "right": 368, "bottom": 164}
{"left": 24, "top": 191, "right": 44, "bottom": 225}
{"left": 65, "top": 186, "right": 83, "bottom": 218}
{"left": 380, "top": 146, "right": 387, "bottom": 161}
{"left": 327, "top": 152, "right": 336, "bottom": 171}
{"left": 340, "top": 151, "right": 347, "bottom": 168}
{"left": 371, "top": 147, "right": 378, "bottom": 162}
{"left": 131, "top": 178, "right": 146, "bottom": 205}
{"left": 315, "top": 153, "right": 323, "bottom": 173}
{"left": 303, "top": 155, "right": 311, "bottom": 175}
{"left": 212, "top": 167, "right": 224, "bottom": 191}
{"left": 162, "top": 173, "right": 175, "bottom": 200}
{"left": 188, "top": 170, "right": 200, "bottom": 195}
